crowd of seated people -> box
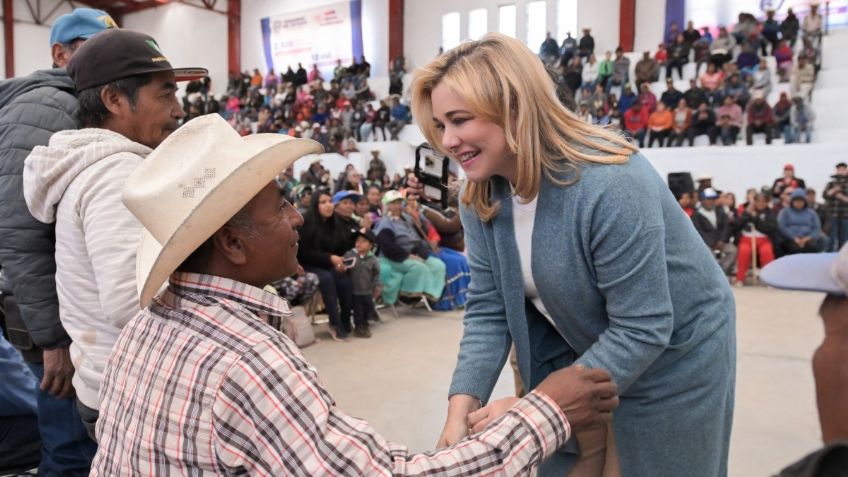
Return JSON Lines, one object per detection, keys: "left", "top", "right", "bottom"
{"left": 271, "top": 153, "right": 471, "bottom": 342}
{"left": 678, "top": 161, "right": 842, "bottom": 287}
{"left": 541, "top": 4, "right": 824, "bottom": 148}
{"left": 177, "top": 55, "right": 413, "bottom": 155}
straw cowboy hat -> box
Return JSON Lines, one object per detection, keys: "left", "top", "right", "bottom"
{"left": 122, "top": 113, "right": 323, "bottom": 308}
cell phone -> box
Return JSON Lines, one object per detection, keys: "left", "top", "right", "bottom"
{"left": 343, "top": 256, "right": 357, "bottom": 269}
{"left": 414, "top": 143, "right": 449, "bottom": 210}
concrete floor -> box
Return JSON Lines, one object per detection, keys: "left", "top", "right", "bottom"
{"left": 301, "top": 287, "right": 825, "bottom": 476}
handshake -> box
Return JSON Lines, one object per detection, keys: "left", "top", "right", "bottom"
{"left": 440, "top": 365, "right": 619, "bottom": 447}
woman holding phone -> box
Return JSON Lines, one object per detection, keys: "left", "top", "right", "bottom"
{"left": 410, "top": 33, "right": 735, "bottom": 476}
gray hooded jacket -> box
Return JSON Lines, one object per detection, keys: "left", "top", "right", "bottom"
{"left": 0, "top": 68, "right": 79, "bottom": 352}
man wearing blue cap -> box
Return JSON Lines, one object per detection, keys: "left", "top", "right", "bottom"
{"left": 761, "top": 247, "right": 848, "bottom": 472}
{"left": 0, "top": 7, "right": 114, "bottom": 475}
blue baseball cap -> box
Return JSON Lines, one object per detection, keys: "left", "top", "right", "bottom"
{"left": 50, "top": 8, "right": 117, "bottom": 46}
{"left": 332, "top": 190, "right": 361, "bottom": 205}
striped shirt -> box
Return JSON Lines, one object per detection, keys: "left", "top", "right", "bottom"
{"left": 92, "top": 272, "right": 571, "bottom": 476}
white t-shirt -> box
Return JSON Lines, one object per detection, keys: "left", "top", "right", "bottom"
{"left": 512, "top": 193, "right": 567, "bottom": 339}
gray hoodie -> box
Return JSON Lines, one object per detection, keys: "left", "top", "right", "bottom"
{"left": 23, "top": 128, "right": 151, "bottom": 409}
{"left": 0, "top": 69, "right": 79, "bottom": 351}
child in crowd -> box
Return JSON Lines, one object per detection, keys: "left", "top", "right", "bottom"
{"left": 344, "top": 230, "right": 382, "bottom": 338}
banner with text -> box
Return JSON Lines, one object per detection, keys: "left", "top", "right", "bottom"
{"left": 261, "top": 1, "right": 363, "bottom": 79}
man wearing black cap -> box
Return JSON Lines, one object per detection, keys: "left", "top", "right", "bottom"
{"left": 22, "top": 28, "right": 206, "bottom": 440}
{"left": 344, "top": 229, "right": 381, "bottom": 338}
{"left": 0, "top": 7, "right": 115, "bottom": 474}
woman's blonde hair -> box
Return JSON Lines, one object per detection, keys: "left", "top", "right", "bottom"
{"left": 410, "top": 33, "right": 637, "bottom": 221}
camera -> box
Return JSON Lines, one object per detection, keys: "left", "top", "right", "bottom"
{"left": 414, "top": 143, "right": 450, "bottom": 210}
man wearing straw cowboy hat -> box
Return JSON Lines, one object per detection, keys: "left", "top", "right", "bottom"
{"left": 91, "top": 113, "right": 618, "bottom": 475}
{"left": 22, "top": 28, "right": 206, "bottom": 440}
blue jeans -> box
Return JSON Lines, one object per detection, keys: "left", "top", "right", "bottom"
{"left": 784, "top": 125, "right": 812, "bottom": 144}
{"left": 828, "top": 217, "right": 848, "bottom": 251}
{"left": 0, "top": 334, "right": 41, "bottom": 472}
{"left": 25, "top": 363, "right": 97, "bottom": 477}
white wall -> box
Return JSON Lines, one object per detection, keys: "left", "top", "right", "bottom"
{"left": 2, "top": 0, "right": 74, "bottom": 78}
{"left": 240, "top": 0, "right": 389, "bottom": 79}
{"left": 633, "top": 0, "right": 665, "bottom": 54}
{"left": 122, "top": 2, "right": 229, "bottom": 97}
{"left": 404, "top": 0, "right": 621, "bottom": 72}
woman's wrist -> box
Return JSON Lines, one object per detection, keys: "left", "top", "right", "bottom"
{"left": 447, "top": 394, "right": 482, "bottom": 418}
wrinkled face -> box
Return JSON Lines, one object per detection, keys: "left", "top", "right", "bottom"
{"left": 242, "top": 183, "right": 304, "bottom": 283}
{"left": 334, "top": 197, "right": 355, "bottom": 218}
{"left": 122, "top": 72, "right": 185, "bottom": 149}
{"left": 317, "top": 193, "right": 334, "bottom": 219}
{"left": 431, "top": 82, "right": 515, "bottom": 184}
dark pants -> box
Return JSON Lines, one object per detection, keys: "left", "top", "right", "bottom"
{"left": 648, "top": 129, "right": 670, "bottom": 147}
{"left": 720, "top": 125, "right": 740, "bottom": 145}
{"left": 691, "top": 126, "right": 718, "bottom": 145}
{"left": 670, "top": 129, "right": 690, "bottom": 147}
{"left": 76, "top": 399, "right": 99, "bottom": 442}
{"left": 746, "top": 123, "right": 774, "bottom": 145}
{"left": 0, "top": 414, "right": 41, "bottom": 473}
{"left": 352, "top": 294, "right": 375, "bottom": 331}
{"left": 829, "top": 217, "right": 848, "bottom": 251}
{"left": 666, "top": 59, "right": 687, "bottom": 80}
{"left": 781, "top": 237, "right": 827, "bottom": 255}
{"left": 628, "top": 128, "right": 647, "bottom": 148}
{"left": 306, "top": 266, "right": 354, "bottom": 336}
{"left": 26, "top": 363, "right": 97, "bottom": 477}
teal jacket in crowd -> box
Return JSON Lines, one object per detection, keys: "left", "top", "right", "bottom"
{"left": 451, "top": 153, "right": 736, "bottom": 476}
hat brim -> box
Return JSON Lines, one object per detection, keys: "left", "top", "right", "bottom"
{"left": 334, "top": 193, "right": 361, "bottom": 204}
{"left": 760, "top": 253, "right": 843, "bottom": 295}
{"left": 135, "top": 134, "right": 322, "bottom": 308}
{"left": 172, "top": 68, "right": 209, "bottom": 83}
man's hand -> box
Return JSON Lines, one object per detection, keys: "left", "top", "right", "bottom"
{"left": 535, "top": 365, "right": 619, "bottom": 432}
{"left": 296, "top": 265, "right": 305, "bottom": 276}
{"left": 41, "top": 346, "right": 76, "bottom": 399}
{"left": 360, "top": 214, "right": 373, "bottom": 230}
{"left": 372, "top": 286, "right": 382, "bottom": 300}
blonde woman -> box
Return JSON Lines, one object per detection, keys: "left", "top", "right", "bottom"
{"left": 410, "top": 33, "right": 735, "bottom": 476}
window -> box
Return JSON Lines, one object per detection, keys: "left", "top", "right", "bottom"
{"left": 468, "top": 8, "right": 488, "bottom": 40}
{"left": 498, "top": 4, "right": 517, "bottom": 38}
{"left": 442, "top": 12, "right": 461, "bottom": 51}
{"left": 526, "top": 1, "right": 547, "bottom": 48}
{"left": 557, "top": 0, "right": 578, "bottom": 43}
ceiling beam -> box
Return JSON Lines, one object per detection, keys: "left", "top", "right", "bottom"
{"left": 3, "top": 0, "right": 14, "bottom": 77}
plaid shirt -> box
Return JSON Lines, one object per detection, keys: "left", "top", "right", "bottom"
{"left": 824, "top": 176, "right": 848, "bottom": 219}
{"left": 91, "top": 272, "right": 571, "bottom": 476}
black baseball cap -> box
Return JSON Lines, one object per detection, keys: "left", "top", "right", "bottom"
{"left": 67, "top": 28, "right": 207, "bottom": 91}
